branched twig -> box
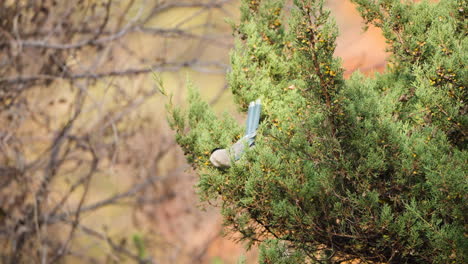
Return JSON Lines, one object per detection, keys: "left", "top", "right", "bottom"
{"left": 0, "top": 0, "right": 233, "bottom": 262}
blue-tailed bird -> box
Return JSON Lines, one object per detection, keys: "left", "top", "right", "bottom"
{"left": 209, "top": 99, "right": 262, "bottom": 168}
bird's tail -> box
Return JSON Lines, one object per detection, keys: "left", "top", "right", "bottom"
{"left": 245, "top": 99, "right": 261, "bottom": 146}
{"left": 245, "top": 101, "right": 255, "bottom": 137}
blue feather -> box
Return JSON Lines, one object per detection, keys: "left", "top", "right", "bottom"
{"left": 247, "top": 99, "right": 261, "bottom": 146}
{"left": 252, "top": 99, "right": 261, "bottom": 132}
{"left": 245, "top": 101, "right": 255, "bottom": 137}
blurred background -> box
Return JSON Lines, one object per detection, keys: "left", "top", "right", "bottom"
{"left": 0, "top": 0, "right": 386, "bottom": 263}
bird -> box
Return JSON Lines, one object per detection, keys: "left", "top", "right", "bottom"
{"left": 210, "top": 99, "right": 262, "bottom": 168}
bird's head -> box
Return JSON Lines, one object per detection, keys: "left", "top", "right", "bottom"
{"left": 209, "top": 148, "right": 231, "bottom": 168}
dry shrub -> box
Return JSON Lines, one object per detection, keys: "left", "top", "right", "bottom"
{"left": 0, "top": 0, "right": 234, "bottom": 263}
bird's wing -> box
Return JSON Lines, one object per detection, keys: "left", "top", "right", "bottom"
{"left": 231, "top": 139, "right": 247, "bottom": 161}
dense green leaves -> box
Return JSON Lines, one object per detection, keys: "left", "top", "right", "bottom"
{"left": 168, "top": 0, "right": 467, "bottom": 263}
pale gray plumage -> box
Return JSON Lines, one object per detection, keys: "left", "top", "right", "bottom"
{"left": 209, "top": 148, "right": 230, "bottom": 168}
{"left": 209, "top": 99, "right": 261, "bottom": 168}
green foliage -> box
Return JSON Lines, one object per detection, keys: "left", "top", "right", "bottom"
{"left": 211, "top": 256, "right": 224, "bottom": 264}
{"left": 258, "top": 239, "right": 306, "bottom": 264}
{"left": 132, "top": 233, "right": 146, "bottom": 259}
{"left": 167, "top": 0, "right": 467, "bottom": 263}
